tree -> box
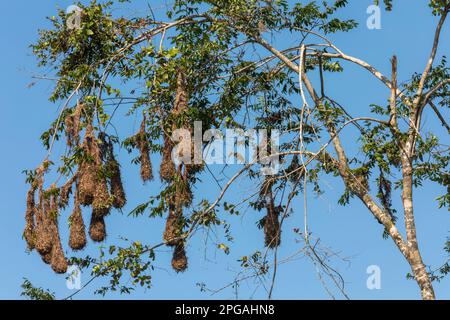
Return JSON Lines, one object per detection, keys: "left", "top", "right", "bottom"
{"left": 23, "top": 0, "right": 449, "bottom": 300}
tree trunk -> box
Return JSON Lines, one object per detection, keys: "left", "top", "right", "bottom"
{"left": 400, "top": 140, "right": 435, "bottom": 300}
{"left": 407, "top": 248, "right": 435, "bottom": 300}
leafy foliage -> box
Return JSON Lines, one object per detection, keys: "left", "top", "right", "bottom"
{"left": 24, "top": 0, "right": 449, "bottom": 298}
{"left": 21, "top": 279, "right": 55, "bottom": 300}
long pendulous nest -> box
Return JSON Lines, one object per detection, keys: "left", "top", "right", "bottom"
{"left": 34, "top": 189, "right": 54, "bottom": 256}
{"left": 163, "top": 199, "right": 183, "bottom": 247}
{"left": 173, "top": 69, "right": 188, "bottom": 115}
{"left": 48, "top": 190, "right": 68, "bottom": 274}
{"left": 264, "top": 200, "right": 281, "bottom": 248}
{"left": 69, "top": 198, "right": 87, "bottom": 251}
{"left": 160, "top": 134, "right": 176, "bottom": 182}
{"left": 64, "top": 102, "right": 83, "bottom": 147}
{"left": 89, "top": 213, "right": 106, "bottom": 242}
{"left": 160, "top": 70, "right": 189, "bottom": 182}
{"left": 59, "top": 183, "right": 71, "bottom": 209}
{"left": 92, "top": 173, "right": 112, "bottom": 217}
{"left": 108, "top": 157, "right": 126, "bottom": 209}
{"left": 24, "top": 164, "right": 48, "bottom": 251}
{"left": 59, "top": 175, "right": 77, "bottom": 209}
{"left": 138, "top": 117, "right": 153, "bottom": 182}
{"left": 162, "top": 69, "right": 198, "bottom": 272}
{"left": 175, "top": 180, "right": 193, "bottom": 209}
{"left": 24, "top": 187, "right": 37, "bottom": 250}
{"left": 260, "top": 178, "right": 281, "bottom": 248}
{"left": 78, "top": 124, "right": 98, "bottom": 205}
{"left": 171, "top": 242, "right": 188, "bottom": 273}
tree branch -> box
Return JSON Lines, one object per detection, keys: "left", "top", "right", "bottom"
{"left": 415, "top": 4, "right": 450, "bottom": 102}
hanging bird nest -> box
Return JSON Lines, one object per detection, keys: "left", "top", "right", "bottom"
{"left": 137, "top": 117, "right": 154, "bottom": 182}
{"left": 163, "top": 201, "right": 183, "bottom": 247}
{"left": 92, "top": 173, "right": 112, "bottom": 216}
{"left": 48, "top": 188, "right": 68, "bottom": 274}
{"left": 108, "top": 156, "right": 126, "bottom": 209}
{"left": 78, "top": 124, "right": 99, "bottom": 205}
{"left": 64, "top": 102, "right": 83, "bottom": 147}
{"left": 260, "top": 178, "right": 281, "bottom": 248}
{"left": 59, "top": 174, "right": 77, "bottom": 209}
{"left": 171, "top": 242, "right": 188, "bottom": 273}
{"left": 175, "top": 179, "right": 193, "bottom": 209}
{"left": 173, "top": 69, "right": 188, "bottom": 115}
{"left": 50, "top": 238, "right": 68, "bottom": 274}
{"left": 69, "top": 197, "right": 87, "bottom": 251}
{"left": 34, "top": 188, "right": 54, "bottom": 256}
{"left": 160, "top": 133, "right": 176, "bottom": 182}
{"left": 24, "top": 187, "right": 37, "bottom": 250}
{"left": 264, "top": 201, "right": 281, "bottom": 248}
{"left": 160, "top": 68, "right": 199, "bottom": 272}
{"left": 89, "top": 213, "right": 106, "bottom": 242}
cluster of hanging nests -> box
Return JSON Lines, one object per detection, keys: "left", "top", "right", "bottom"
{"left": 23, "top": 101, "right": 127, "bottom": 274}
{"left": 24, "top": 69, "right": 282, "bottom": 275}
{"left": 160, "top": 71, "right": 203, "bottom": 272}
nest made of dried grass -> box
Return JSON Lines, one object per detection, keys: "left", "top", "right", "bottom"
{"left": 163, "top": 201, "right": 183, "bottom": 246}
{"left": 108, "top": 158, "right": 126, "bottom": 209}
{"left": 69, "top": 199, "right": 87, "bottom": 251}
{"left": 171, "top": 242, "right": 188, "bottom": 273}
{"left": 24, "top": 188, "right": 36, "bottom": 250}
{"left": 138, "top": 118, "right": 153, "bottom": 182}
{"left": 89, "top": 213, "right": 106, "bottom": 242}
{"left": 78, "top": 124, "right": 101, "bottom": 206}
{"left": 263, "top": 200, "right": 281, "bottom": 249}
{"left": 34, "top": 190, "right": 54, "bottom": 256}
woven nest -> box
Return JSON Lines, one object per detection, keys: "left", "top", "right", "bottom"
{"left": 160, "top": 70, "right": 190, "bottom": 182}
{"left": 108, "top": 158, "right": 126, "bottom": 209}
{"left": 64, "top": 102, "right": 83, "bottom": 147}
{"left": 173, "top": 70, "right": 188, "bottom": 115}
{"left": 140, "top": 151, "right": 153, "bottom": 182}
{"left": 160, "top": 134, "right": 176, "bottom": 182}
{"left": 89, "top": 213, "right": 106, "bottom": 242}
{"left": 163, "top": 202, "right": 183, "bottom": 246}
{"left": 48, "top": 192, "right": 68, "bottom": 274}
{"left": 259, "top": 178, "right": 281, "bottom": 248}
{"left": 34, "top": 193, "right": 54, "bottom": 256}
{"left": 92, "top": 174, "right": 111, "bottom": 216}
{"left": 24, "top": 188, "right": 36, "bottom": 250}
{"left": 264, "top": 201, "right": 281, "bottom": 248}
{"left": 171, "top": 242, "right": 188, "bottom": 273}
{"left": 175, "top": 181, "right": 193, "bottom": 208}
{"left": 138, "top": 118, "right": 153, "bottom": 182}
{"left": 59, "top": 175, "right": 76, "bottom": 209}
{"left": 78, "top": 163, "right": 97, "bottom": 205}
{"left": 78, "top": 124, "right": 99, "bottom": 205}
{"left": 41, "top": 252, "right": 52, "bottom": 265}
{"left": 69, "top": 199, "right": 87, "bottom": 251}
{"left": 50, "top": 241, "right": 68, "bottom": 274}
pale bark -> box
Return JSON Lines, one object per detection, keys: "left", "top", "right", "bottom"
{"left": 247, "top": 6, "right": 450, "bottom": 299}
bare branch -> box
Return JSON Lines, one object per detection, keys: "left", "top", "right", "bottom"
{"left": 429, "top": 100, "right": 450, "bottom": 133}
{"left": 415, "top": 4, "right": 450, "bottom": 102}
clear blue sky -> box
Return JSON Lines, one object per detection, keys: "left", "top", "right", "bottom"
{"left": 0, "top": 0, "right": 448, "bottom": 300}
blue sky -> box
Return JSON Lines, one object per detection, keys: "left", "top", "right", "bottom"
{"left": 0, "top": 0, "right": 448, "bottom": 300}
